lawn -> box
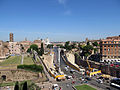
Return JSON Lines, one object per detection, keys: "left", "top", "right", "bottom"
{"left": 75, "top": 85, "right": 96, "bottom": 90}
{"left": 23, "top": 56, "right": 34, "bottom": 65}
{"left": 0, "top": 55, "right": 34, "bottom": 70}
{"left": 0, "top": 56, "right": 21, "bottom": 66}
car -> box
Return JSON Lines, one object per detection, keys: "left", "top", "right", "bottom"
{"left": 97, "top": 79, "right": 103, "bottom": 83}
{"left": 65, "top": 76, "right": 72, "bottom": 80}
{"left": 66, "top": 66, "right": 69, "bottom": 68}
{"left": 85, "top": 77, "right": 91, "bottom": 81}
{"left": 70, "top": 69, "right": 75, "bottom": 74}
{"left": 52, "top": 84, "right": 59, "bottom": 90}
{"left": 64, "top": 67, "right": 68, "bottom": 71}
{"left": 79, "top": 77, "right": 84, "bottom": 81}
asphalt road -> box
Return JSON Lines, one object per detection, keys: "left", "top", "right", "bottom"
{"left": 59, "top": 54, "right": 119, "bottom": 90}
{"left": 52, "top": 47, "right": 119, "bottom": 90}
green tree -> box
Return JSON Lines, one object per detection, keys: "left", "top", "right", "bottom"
{"left": 71, "top": 43, "right": 76, "bottom": 49}
{"left": 87, "top": 42, "right": 90, "bottom": 45}
{"left": 30, "top": 44, "right": 38, "bottom": 52}
{"left": 64, "top": 41, "right": 72, "bottom": 50}
{"left": 82, "top": 45, "right": 93, "bottom": 57}
{"left": 92, "top": 41, "right": 99, "bottom": 46}
{"left": 39, "top": 43, "right": 44, "bottom": 56}
{"left": 56, "top": 44, "right": 64, "bottom": 48}
{"left": 47, "top": 44, "right": 53, "bottom": 48}
{"left": 14, "top": 81, "right": 19, "bottom": 90}
{"left": 23, "top": 81, "right": 27, "bottom": 90}
{"left": 27, "top": 48, "right": 31, "bottom": 53}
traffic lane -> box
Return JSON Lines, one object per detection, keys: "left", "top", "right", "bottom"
{"left": 53, "top": 47, "right": 59, "bottom": 65}
{"left": 60, "top": 56, "right": 119, "bottom": 90}
{"left": 88, "top": 79, "right": 119, "bottom": 90}
{"left": 58, "top": 82, "right": 73, "bottom": 90}
{"left": 60, "top": 56, "right": 83, "bottom": 80}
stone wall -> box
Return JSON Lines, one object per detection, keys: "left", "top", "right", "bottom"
{"left": 0, "top": 69, "right": 42, "bottom": 82}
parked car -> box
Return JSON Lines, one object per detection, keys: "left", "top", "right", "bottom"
{"left": 85, "top": 77, "right": 91, "bottom": 81}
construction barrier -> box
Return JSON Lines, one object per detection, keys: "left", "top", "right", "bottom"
{"left": 89, "top": 70, "right": 101, "bottom": 77}
{"left": 61, "top": 55, "right": 80, "bottom": 71}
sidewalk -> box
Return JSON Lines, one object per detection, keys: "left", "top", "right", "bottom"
{"left": 36, "top": 82, "right": 53, "bottom": 90}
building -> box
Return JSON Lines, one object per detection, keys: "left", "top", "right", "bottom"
{"left": 19, "top": 40, "right": 31, "bottom": 53}
{"left": 44, "top": 38, "right": 50, "bottom": 45}
{"left": 0, "top": 41, "right": 9, "bottom": 59}
{"left": 33, "top": 39, "right": 45, "bottom": 48}
{"left": 9, "top": 33, "right": 14, "bottom": 42}
{"left": 100, "top": 35, "right": 120, "bottom": 63}
{"left": 8, "top": 42, "right": 21, "bottom": 55}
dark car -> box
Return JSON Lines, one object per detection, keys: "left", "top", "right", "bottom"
{"left": 85, "top": 77, "right": 91, "bottom": 81}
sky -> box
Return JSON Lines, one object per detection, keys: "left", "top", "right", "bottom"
{"left": 0, "top": 0, "right": 120, "bottom": 42}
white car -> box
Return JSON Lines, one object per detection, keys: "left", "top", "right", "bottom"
{"left": 52, "top": 84, "right": 59, "bottom": 90}
{"left": 65, "top": 67, "right": 68, "bottom": 71}
{"left": 97, "top": 79, "right": 103, "bottom": 83}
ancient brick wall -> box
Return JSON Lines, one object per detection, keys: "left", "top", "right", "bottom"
{"left": 0, "top": 69, "right": 41, "bottom": 82}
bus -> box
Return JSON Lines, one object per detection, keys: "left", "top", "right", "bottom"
{"left": 110, "top": 78, "right": 120, "bottom": 88}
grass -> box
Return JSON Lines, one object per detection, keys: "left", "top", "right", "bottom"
{"left": 0, "top": 55, "right": 34, "bottom": 70}
{"left": 75, "top": 85, "right": 96, "bottom": 90}
{"left": 23, "top": 56, "right": 34, "bottom": 65}
{"left": 0, "top": 56, "right": 21, "bottom": 66}
{"left": 0, "top": 82, "right": 15, "bottom": 87}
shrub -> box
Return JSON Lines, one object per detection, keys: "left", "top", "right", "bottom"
{"left": 17, "top": 64, "right": 43, "bottom": 73}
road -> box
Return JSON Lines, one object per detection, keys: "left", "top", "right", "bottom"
{"left": 52, "top": 47, "right": 119, "bottom": 90}
{"left": 59, "top": 54, "right": 119, "bottom": 90}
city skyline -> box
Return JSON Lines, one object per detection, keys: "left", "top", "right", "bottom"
{"left": 0, "top": 0, "right": 120, "bottom": 41}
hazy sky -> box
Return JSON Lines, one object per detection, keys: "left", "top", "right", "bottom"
{"left": 0, "top": 0, "right": 120, "bottom": 42}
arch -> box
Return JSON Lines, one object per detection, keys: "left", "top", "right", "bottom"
{"left": 1, "top": 75, "right": 6, "bottom": 81}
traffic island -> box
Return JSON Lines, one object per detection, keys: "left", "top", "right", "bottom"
{"left": 74, "top": 84, "right": 97, "bottom": 90}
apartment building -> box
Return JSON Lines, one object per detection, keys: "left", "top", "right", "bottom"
{"left": 100, "top": 35, "right": 120, "bottom": 63}
{"left": 8, "top": 42, "right": 21, "bottom": 55}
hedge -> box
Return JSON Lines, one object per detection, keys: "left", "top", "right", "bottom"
{"left": 17, "top": 64, "right": 43, "bottom": 73}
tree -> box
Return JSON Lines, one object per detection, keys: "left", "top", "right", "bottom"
{"left": 14, "top": 81, "right": 19, "bottom": 90}
{"left": 27, "top": 44, "right": 38, "bottom": 54}
{"left": 47, "top": 44, "right": 53, "bottom": 49}
{"left": 30, "top": 44, "right": 38, "bottom": 52}
{"left": 23, "top": 81, "right": 27, "bottom": 90}
{"left": 27, "top": 48, "right": 31, "bottom": 53}
{"left": 64, "top": 41, "right": 72, "bottom": 50}
{"left": 87, "top": 42, "right": 90, "bottom": 45}
{"left": 39, "top": 43, "right": 44, "bottom": 56}
{"left": 93, "top": 41, "right": 99, "bottom": 46}
{"left": 56, "top": 44, "right": 64, "bottom": 48}
{"left": 71, "top": 43, "right": 76, "bottom": 49}
{"left": 81, "top": 45, "right": 93, "bottom": 58}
